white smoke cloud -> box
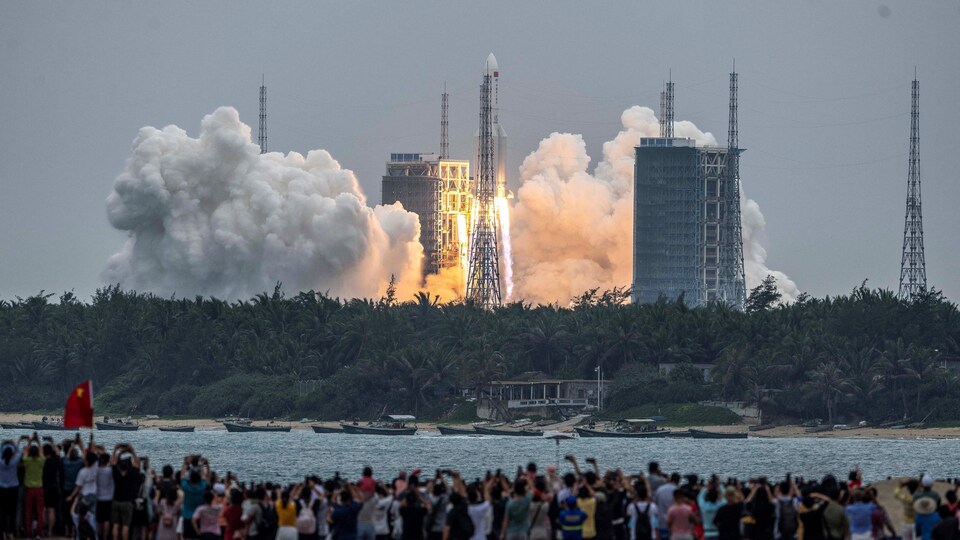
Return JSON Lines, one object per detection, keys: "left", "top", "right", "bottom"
{"left": 104, "top": 107, "right": 424, "bottom": 300}
{"left": 510, "top": 105, "right": 797, "bottom": 305}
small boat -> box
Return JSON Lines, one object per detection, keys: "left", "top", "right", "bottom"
{"left": 689, "top": 429, "right": 748, "bottom": 439}
{"left": 158, "top": 426, "right": 195, "bottom": 433}
{"left": 474, "top": 425, "right": 544, "bottom": 436}
{"left": 748, "top": 424, "right": 776, "bottom": 432}
{"left": 223, "top": 422, "right": 291, "bottom": 433}
{"left": 96, "top": 421, "right": 139, "bottom": 431}
{"left": 311, "top": 425, "right": 344, "bottom": 434}
{"left": 575, "top": 419, "right": 669, "bottom": 438}
{"left": 437, "top": 425, "right": 477, "bottom": 436}
{"left": 340, "top": 415, "right": 418, "bottom": 436}
{"left": 543, "top": 431, "right": 576, "bottom": 440}
{"left": 804, "top": 425, "right": 833, "bottom": 433}
{"left": 33, "top": 421, "right": 68, "bottom": 431}
{"left": 0, "top": 422, "right": 34, "bottom": 430}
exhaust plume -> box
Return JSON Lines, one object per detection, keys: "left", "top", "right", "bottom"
{"left": 104, "top": 107, "right": 424, "bottom": 300}
{"left": 510, "top": 105, "right": 797, "bottom": 305}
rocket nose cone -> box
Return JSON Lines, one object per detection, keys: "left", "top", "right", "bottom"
{"left": 485, "top": 53, "right": 499, "bottom": 75}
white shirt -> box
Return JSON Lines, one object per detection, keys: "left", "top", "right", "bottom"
{"left": 374, "top": 496, "right": 393, "bottom": 536}
{"left": 96, "top": 465, "right": 115, "bottom": 501}
{"left": 76, "top": 466, "right": 98, "bottom": 496}
{"left": 468, "top": 501, "right": 491, "bottom": 540}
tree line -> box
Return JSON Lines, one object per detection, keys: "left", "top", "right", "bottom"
{"left": 0, "top": 278, "right": 957, "bottom": 424}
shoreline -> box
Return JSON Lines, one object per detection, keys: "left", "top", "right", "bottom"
{"left": 2, "top": 412, "right": 958, "bottom": 439}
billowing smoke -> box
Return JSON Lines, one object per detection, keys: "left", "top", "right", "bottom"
{"left": 104, "top": 107, "right": 424, "bottom": 300}
{"left": 510, "top": 105, "right": 797, "bottom": 305}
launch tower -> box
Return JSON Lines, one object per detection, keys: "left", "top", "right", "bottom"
{"left": 632, "top": 74, "right": 746, "bottom": 308}
{"left": 898, "top": 76, "right": 927, "bottom": 299}
{"left": 465, "top": 54, "right": 503, "bottom": 308}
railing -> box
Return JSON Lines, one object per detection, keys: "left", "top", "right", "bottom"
{"left": 507, "top": 398, "right": 588, "bottom": 409}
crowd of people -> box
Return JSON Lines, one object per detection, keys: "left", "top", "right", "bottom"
{"left": 0, "top": 433, "right": 958, "bottom": 540}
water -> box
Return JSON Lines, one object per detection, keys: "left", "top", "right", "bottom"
{"left": 22, "top": 428, "right": 959, "bottom": 483}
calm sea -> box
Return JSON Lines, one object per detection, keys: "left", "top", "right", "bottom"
{"left": 17, "top": 428, "right": 958, "bottom": 483}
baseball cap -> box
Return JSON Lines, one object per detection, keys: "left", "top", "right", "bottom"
{"left": 213, "top": 483, "right": 226, "bottom": 495}
{"left": 566, "top": 496, "right": 578, "bottom": 508}
{"left": 921, "top": 475, "right": 933, "bottom": 487}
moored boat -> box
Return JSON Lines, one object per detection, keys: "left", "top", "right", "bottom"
{"left": 311, "top": 425, "right": 344, "bottom": 434}
{"left": 0, "top": 422, "right": 34, "bottom": 430}
{"left": 748, "top": 424, "right": 776, "bottom": 432}
{"left": 688, "top": 428, "right": 748, "bottom": 439}
{"left": 158, "top": 426, "right": 195, "bottom": 432}
{"left": 575, "top": 419, "right": 668, "bottom": 438}
{"left": 340, "top": 415, "right": 418, "bottom": 436}
{"left": 474, "top": 425, "right": 544, "bottom": 436}
{"left": 437, "top": 425, "right": 477, "bottom": 435}
{"left": 32, "top": 421, "right": 68, "bottom": 431}
{"left": 223, "top": 422, "right": 291, "bottom": 432}
{"left": 96, "top": 421, "right": 139, "bottom": 431}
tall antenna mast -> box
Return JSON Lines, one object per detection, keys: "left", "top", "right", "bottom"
{"left": 466, "top": 54, "right": 503, "bottom": 309}
{"left": 898, "top": 74, "right": 927, "bottom": 299}
{"left": 664, "top": 72, "right": 675, "bottom": 138}
{"left": 722, "top": 62, "right": 747, "bottom": 309}
{"left": 258, "top": 75, "right": 267, "bottom": 154}
{"left": 440, "top": 84, "right": 449, "bottom": 160}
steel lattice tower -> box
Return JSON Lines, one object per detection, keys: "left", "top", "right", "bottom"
{"left": 663, "top": 78, "right": 675, "bottom": 139}
{"left": 898, "top": 77, "right": 926, "bottom": 299}
{"left": 258, "top": 76, "right": 267, "bottom": 154}
{"left": 465, "top": 58, "right": 502, "bottom": 309}
{"left": 720, "top": 68, "right": 747, "bottom": 309}
{"left": 440, "top": 85, "right": 449, "bottom": 160}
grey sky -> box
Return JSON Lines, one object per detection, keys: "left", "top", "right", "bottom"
{"left": 1, "top": 1, "right": 958, "bottom": 301}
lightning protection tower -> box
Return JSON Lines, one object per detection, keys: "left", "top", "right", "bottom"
{"left": 258, "top": 76, "right": 267, "bottom": 154}
{"left": 465, "top": 54, "right": 503, "bottom": 309}
{"left": 898, "top": 76, "right": 926, "bottom": 299}
{"left": 719, "top": 66, "right": 747, "bottom": 309}
{"left": 440, "top": 85, "right": 449, "bottom": 160}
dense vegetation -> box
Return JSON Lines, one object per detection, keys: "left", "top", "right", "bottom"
{"left": 1, "top": 278, "right": 958, "bottom": 425}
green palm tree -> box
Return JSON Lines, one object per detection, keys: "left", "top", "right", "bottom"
{"left": 804, "top": 362, "right": 850, "bottom": 425}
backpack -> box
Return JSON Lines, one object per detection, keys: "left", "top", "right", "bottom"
{"left": 451, "top": 505, "right": 475, "bottom": 540}
{"left": 296, "top": 502, "right": 317, "bottom": 534}
{"left": 258, "top": 501, "right": 279, "bottom": 538}
{"left": 777, "top": 499, "right": 798, "bottom": 539}
{"left": 634, "top": 503, "right": 652, "bottom": 540}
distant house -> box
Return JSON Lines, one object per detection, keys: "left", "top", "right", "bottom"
{"left": 940, "top": 356, "right": 960, "bottom": 373}
{"left": 476, "top": 372, "right": 610, "bottom": 421}
{"left": 658, "top": 362, "right": 714, "bottom": 382}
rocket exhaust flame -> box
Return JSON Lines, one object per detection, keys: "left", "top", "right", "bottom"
{"left": 496, "top": 196, "right": 514, "bottom": 300}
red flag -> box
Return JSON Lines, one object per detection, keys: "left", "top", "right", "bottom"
{"left": 64, "top": 381, "right": 93, "bottom": 428}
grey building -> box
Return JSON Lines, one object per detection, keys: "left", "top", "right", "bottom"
{"left": 632, "top": 74, "right": 746, "bottom": 308}
{"left": 382, "top": 153, "right": 471, "bottom": 279}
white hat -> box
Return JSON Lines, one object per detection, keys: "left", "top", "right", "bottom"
{"left": 921, "top": 475, "right": 933, "bottom": 487}
{"left": 213, "top": 483, "right": 226, "bottom": 495}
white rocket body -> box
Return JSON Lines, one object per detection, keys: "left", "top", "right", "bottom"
{"left": 476, "top": 53, "right": 509, "bottom": 199}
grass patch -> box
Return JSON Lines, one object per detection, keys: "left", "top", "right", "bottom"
{"left": 438, "top": 399, "right": 482, "bottom": 424}
{"left": 597, "top": 403, "right": 741, "bottom": 427}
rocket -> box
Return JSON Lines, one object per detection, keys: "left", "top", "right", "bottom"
{"left": 478, "top": 53, "right": 510, "bottom": 200}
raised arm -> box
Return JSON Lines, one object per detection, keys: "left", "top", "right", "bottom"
{"left": 564, "top": 455, "right": 582, "bottom": 478}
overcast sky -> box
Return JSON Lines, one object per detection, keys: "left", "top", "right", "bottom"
{"left": 1, "top": 1, "right": 958, "bottom": 302}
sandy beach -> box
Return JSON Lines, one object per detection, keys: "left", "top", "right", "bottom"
{"left": 1, "top": 412, "right": 958, "bottom": 439}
